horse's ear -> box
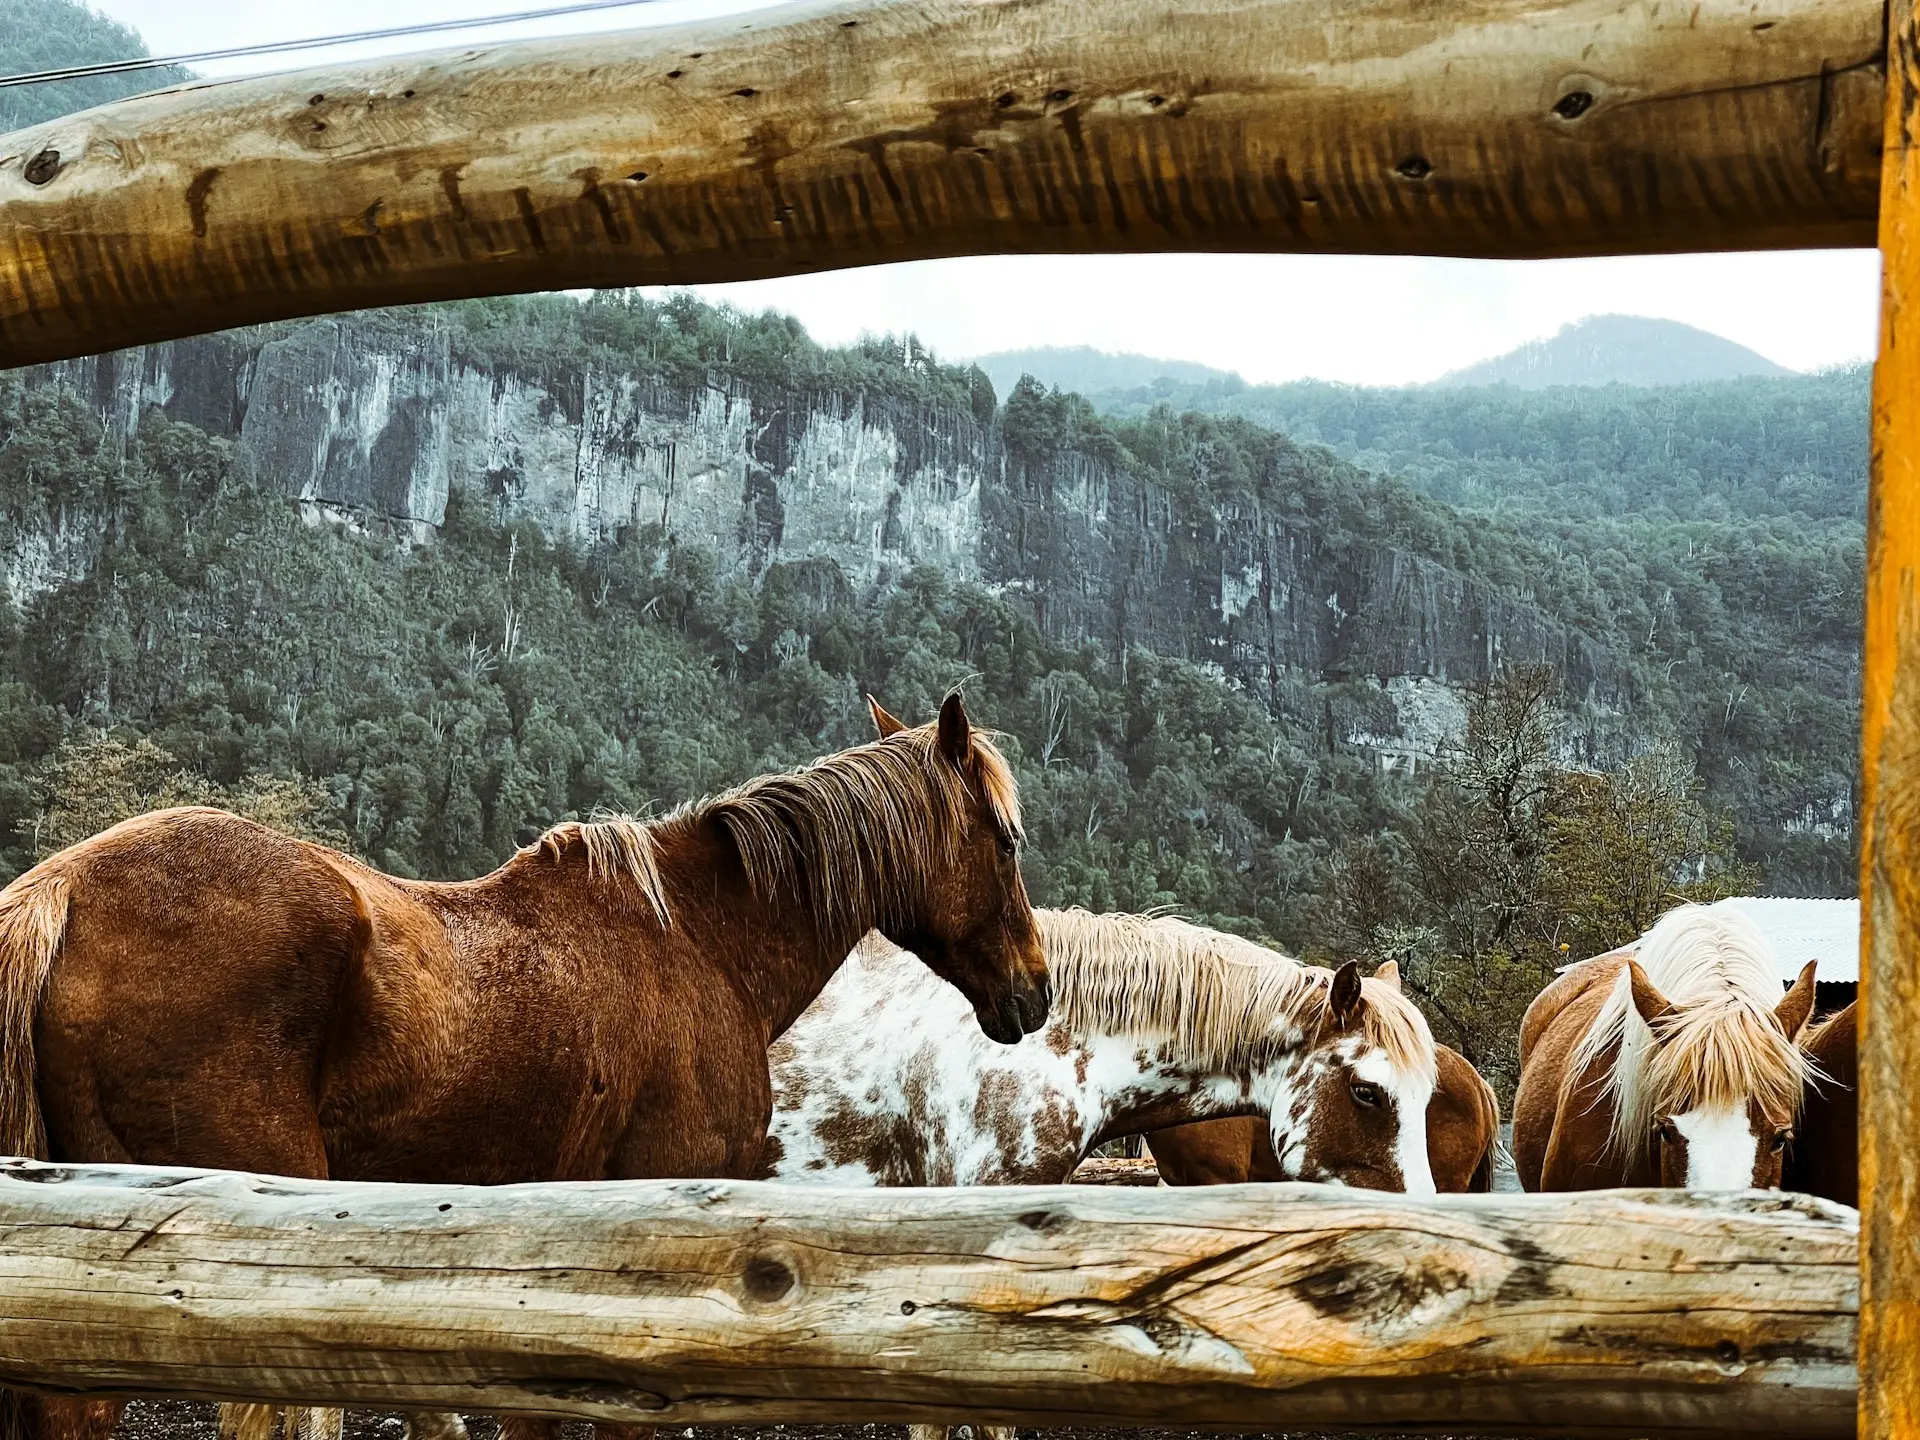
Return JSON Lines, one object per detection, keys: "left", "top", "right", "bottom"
{"left": 1777, "top": 959, "right": 1818, "bottom": 1041}
{"left": 867, "top": 694, "right": 907, "bottom": 739}
{"left": 936, "top": 690, "right": 973, "bottom": 768}
{"left": 1373, "top": 959, "right": 1402, "bottom": 992}
{"left": 1627, "top": 959, "right": 1675, "bottom": 1030}
{"left": 1329, "top": 961, "right": 1364, "bottom": 1027}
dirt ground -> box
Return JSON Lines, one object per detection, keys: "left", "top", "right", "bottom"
{"left": 113, "top": 1401, "right": 1473, "bottom": 1440}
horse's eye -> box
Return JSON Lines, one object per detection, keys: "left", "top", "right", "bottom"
{"left": 995, "top": 831, "right": 1017, "bottom": 857}
{"left": 1771, "top": 1129, "right": 1793, "bottom": 1153}
{"left": 1350, "top": 1081, "right": 1382, "bottom": 1108}
{"left": 1656, "top": 1117, "right": 1680, "bottom": 1142}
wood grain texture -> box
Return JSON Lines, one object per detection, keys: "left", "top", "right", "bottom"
{"left": 1864, "top": 4, "right": 1920, "bottom": 1434}
{"left": 0, "top": 1158, "right": 1859, "bottom": 1438}
{"left": 0, "top": 0, "right": 1888, "bottom": 367}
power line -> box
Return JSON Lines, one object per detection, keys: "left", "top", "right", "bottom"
{"left": 0, "top": 0, "right": 674, "bottom": 90}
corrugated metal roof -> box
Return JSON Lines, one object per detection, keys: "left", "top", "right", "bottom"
{"left": 1556, "top": 897, "right": 1861, "bottom": 985}
{"left": 1716, "top": 897, "right": 1860, "bottom": 985}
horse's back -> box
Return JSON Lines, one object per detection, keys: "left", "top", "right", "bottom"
{"left": 35, "top": 807, "right": 372, "bottom": 1173}
{"left": 1511, "top": 967, "right": 1623, "bottom": 1192}
{"left": 1519, "top": 951, "right": 1629, "bottom": 1069}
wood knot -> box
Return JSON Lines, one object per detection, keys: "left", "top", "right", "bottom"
{"left": 1553, "top": 90, "right": 1594, "bottom": 120}
{"left": 23, "top": 149, "right": 59, "bottom": 186}
{"left": 1395, "top": 155, "right": 1432, "bottom": 181}
{"left": 743, "top": 1255, "right": 795, "bottom": 1302}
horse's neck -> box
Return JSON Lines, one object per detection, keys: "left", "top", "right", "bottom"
{"left": 658, "top": 825, "right": 872, "bottom": 1041}
{"left": 1074, "top": 1027, "right": 1292, "bottom": 1152}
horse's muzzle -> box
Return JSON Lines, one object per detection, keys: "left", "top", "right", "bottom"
{"left": 983, "top": 971, "right": 1051, "bottom": 1044}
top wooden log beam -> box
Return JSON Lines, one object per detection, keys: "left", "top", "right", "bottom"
{"left": 0, "top": 0, "right": 1891, "bottom": 367}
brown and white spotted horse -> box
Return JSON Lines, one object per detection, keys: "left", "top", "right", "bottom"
{"left": 763, "top": 908, "right": 1437, "bottom": 1440}
{"left": 763, "top": 908, "right": 1439, "bottom": 1191}
{"left": 1144, "top": 1043, "right": 1501, "bottom": 1191}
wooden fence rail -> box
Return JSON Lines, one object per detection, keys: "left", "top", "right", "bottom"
{"left": 0, "top": 0, "right": 1889, "bottom": 367}
{"left": 0, "top": 1158, "right": 1860, "bottom": 1440}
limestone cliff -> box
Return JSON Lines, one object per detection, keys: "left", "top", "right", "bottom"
{"left": 28, "top": 314, "right": 1627, "bottom": 752}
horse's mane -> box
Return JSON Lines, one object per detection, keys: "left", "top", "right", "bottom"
{"left": 521, "top": 723, "right": 1021, "bottom": 937}
{"left": 1039, "top": 907, "right": 1434, "bottom": 1077}
{"left": 1569, "top": 901, "right": 1811, "bottom": 1156}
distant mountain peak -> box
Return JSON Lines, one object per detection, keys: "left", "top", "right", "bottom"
{"left": 1434, "top": 315, "right": 1794, "bottom": 390}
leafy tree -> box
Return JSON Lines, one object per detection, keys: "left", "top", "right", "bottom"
{"left": 1337, "top": 666, "right": 1755, "bottom": 1096}
{"left": 30, "top": 732, "right": 345, "bottom": 858}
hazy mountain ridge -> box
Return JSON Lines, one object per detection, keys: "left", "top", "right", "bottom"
{"left": 969, "top": 346, "right": 1242, "bottom": 401}
{"left": 1433, "top": 315, "right": 1794, "bottom": 389}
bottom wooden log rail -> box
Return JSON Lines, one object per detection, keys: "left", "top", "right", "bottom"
{"left": 0, "top": 1160, "right": 1858, "bottom": 1440}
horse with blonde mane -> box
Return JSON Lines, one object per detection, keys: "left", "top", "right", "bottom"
{"left": 1144, "top": 1044, "right": 1501, "bottom": 1192}
{"left": 0, "top": 694, "right": 1049, "bottom": 1440}
{"left": 1512, "top": 900, "right": 1817, "bottom": 1191}
{"left": 765, "top": 907, "right": 1439, "bottom": 1191}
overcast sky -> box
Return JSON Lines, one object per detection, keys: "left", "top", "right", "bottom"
{"left": 83, "top": 0, "right": 1885, "bottom": 386}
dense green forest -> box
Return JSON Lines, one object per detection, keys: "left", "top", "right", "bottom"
{"left": 1088, "top": 366, "right": 1871, "bottom": 520}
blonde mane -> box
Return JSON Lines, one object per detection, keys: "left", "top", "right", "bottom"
{"left": 1569, "top": 900, "right": 1812, "bottom": 1156}
{"left": 1039, "top": 908, "right": 1435, "bottom": 1077}
{"left": 520, "top": 722, "right": 1022, "bottom": 939}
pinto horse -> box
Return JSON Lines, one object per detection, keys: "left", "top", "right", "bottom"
{"left": 762, "top": 910, "right": 1436, "bottom": 1440}
{"left": 0, "top": 694, "right": 1049, "bottom": 1440}
{"left": 1512, "top": 901, "right": 1817, "bottom": 1191}
{"left": 764, "top": 908, "right": 1439, "bottom": 1190}
{"left": 1784, "top": 1001, "right": 1857, "bottom": 1207}
{"left": 1144, "top": 1044, "right": 1500, "bottom": 1191}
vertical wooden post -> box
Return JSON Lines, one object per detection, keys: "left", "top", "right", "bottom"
{"left": 1866, "top": 0, "right": 1920, "bottom": 1432}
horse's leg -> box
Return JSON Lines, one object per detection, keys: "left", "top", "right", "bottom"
{"left": 906, "top": 1426, "right": 947, "bottom": 1440}
{"left": 592, "top": 1423, "right": 656, "bottom": 1440}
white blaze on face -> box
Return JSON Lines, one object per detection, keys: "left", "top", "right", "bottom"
{"left": 1672, "top": 1103, "right": 1759, "bottom": 1189}
{"left": 1348, "top": 1046, "right": 1438, "bottom": 1196}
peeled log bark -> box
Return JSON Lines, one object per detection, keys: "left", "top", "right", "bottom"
{"left": 0, "top": 0, "right": 1889, "bottom": 367}
{"left": 0, "top": 1158, "right": 1859, "bottom": 1439}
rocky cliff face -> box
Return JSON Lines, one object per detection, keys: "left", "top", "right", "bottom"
{"left": 28, "top": 315, "right": 1628, "bottom": 752}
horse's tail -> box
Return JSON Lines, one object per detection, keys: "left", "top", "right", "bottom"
{"left": 0, "top": 868, "right": 71, "bottom": 1162}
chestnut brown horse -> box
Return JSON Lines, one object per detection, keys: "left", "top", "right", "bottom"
{"left": 1512, "top": 901, "right": 1816, "bottom": 1191}
{"left": 0, "top": 693, "right": 1050, "bottom": 1440}
{"left": 1144, "top": 1044, "right": 1499, "bottom": 1191}
{"left": 1784, "top": 1001, "right": 1857, "bottom": 1207}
